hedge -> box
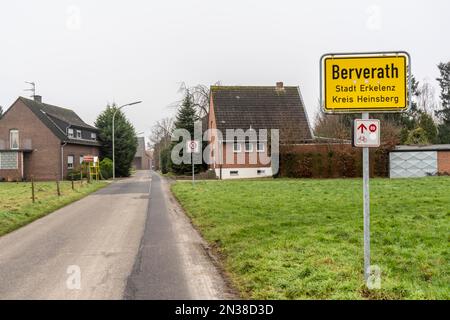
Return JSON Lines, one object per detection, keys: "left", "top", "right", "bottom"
{"left": 278, "top": 143, "right": 391, "bottom": 178}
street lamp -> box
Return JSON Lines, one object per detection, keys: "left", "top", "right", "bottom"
{"left": 112, "top": 101, "right": 142, "bottom": 179}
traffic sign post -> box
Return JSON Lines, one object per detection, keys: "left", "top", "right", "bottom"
{"left": 361, "top": 112, "right": 371, "bottom": 282}
{"left": 354, "top": 116, "right": 380, "bottom": 279}
{"left": 320, "top": 51, "right": 410, "bottom": 285}
{"left": 186, "top": 140, "right": 199, "bottom": 186}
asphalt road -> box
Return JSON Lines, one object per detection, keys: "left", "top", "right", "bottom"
{"left": 124, "top": 172, "right": 232, "bottom": 299}
{"left": 0, "top": 170, "right": 232, "bottom": 300}
{"left": 0, "top": 171, "right": 149, "bottom": 299}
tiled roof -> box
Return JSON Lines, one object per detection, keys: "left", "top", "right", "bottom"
{"left": 20, "top": 97, "right": 97, "bottom": 130}
{"left": 211, "top": 86, "right": 313, "bottom": 143}
{"left": 19, "top": 97, "right": 101, "bottom": 146}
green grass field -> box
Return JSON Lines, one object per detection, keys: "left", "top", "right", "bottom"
{"left": 0, "top": 180, "right": 107, "bottom": 237}
{"left": 171, "top": 177, "right": 450, "bottom": 300}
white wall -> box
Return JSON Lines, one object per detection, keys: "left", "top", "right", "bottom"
{"left": 215, "top": 167, "right": 272, "bottom": 179}
{"left": 390, "top": 151, "right": 438, "bottom": 178}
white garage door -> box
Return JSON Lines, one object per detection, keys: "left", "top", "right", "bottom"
{"left": 390, "top": 151, "right": 438, "bottom": 178}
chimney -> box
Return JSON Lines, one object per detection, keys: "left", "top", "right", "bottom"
{"left": 33, "top": 95, "right": 42, "bottom": 103}
{"left": 276, "top": 82, "right": 284, "bottom": 90}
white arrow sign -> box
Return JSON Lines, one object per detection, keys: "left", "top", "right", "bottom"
{"left": 354, "top": 119, "right": 380, "bottom": 148}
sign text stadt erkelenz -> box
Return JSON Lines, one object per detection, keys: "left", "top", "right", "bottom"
{"left": 321, "top": 52, "right": 410, "bottom": 113}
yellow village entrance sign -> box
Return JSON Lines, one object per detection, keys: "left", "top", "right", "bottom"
{"left": 320, "top": 52, "right": 410, "bottom": 113}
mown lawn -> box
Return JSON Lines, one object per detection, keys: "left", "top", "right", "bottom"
{"left": 171, "top": 177, "right": 450, "bottom": 300}
{"left": 0, "top": 180, "right": 107, "bottom": 237}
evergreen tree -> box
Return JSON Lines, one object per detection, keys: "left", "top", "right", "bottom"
{"left": 418, "top": 112, "right": 438, "bottom": 144}
{"left": 170, "top": 92, "right": 200, "bottom": 174}
{"left": 95, "top": 104, "right": 138, "bottom": 177}
{"left": 405, "top": 127, "right": 429, "bottom": 145}
{"left": 436, "top": 62, "right": 450, "bottom": 143}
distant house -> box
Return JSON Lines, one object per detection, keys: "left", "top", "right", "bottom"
{"left": 0, "top": 96, "right": 101, "bottom": 181}
{"left": 208, "top": 82, "right": 314, "bottom": 179}
{"left": 133, "top": 137, "right": 151, "bottom": 170}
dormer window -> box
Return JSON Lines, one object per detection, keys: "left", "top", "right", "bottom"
{"left": 68, "top": 128, "right": 74, "bottom": 138}
{"left": 76, "top": 130, "right": 82, "bottom": 139}
{"left": 10, "top": 130, "right": 19, "bottom": 149}
{"left": 91, "top": 132, "right": 97, "bottom": 140}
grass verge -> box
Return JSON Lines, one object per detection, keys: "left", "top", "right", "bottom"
{"left": 171, "top": 177, "right": 450, "bottom": 299}
{"left": 0, "top": 180, "right": 107, "bottom": 237}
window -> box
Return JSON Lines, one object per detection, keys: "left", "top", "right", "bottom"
{"left": 91, "top": 132, "right": 97, "bottom": 140}
{"left": 257, "top": 142, "right": 265, "bottom": 152}
{"left": 67, "top": 128, "right": 74, "bottom": 138}
{"left": 230, "top": 170, "right": 239, "bottom": 176}
{"left": 245, "top": 142, "right": 253, "bottom": 152}
{"left": 68, "top": 155, "right": 74, "bottom": 169}
{"left": 233, "top": 142, "right": 241, "bottom": 152}
{"left": 76, "top": 130, "right": 82, "bottom": 139}
{"left": 0, "top": 152, "right": 18, "bottom": 169}
{"left": 80, "top": 155, "right": 84, "bottom": 164}
{"left": 10, "top": 130, "right": 19, "bottom": 149}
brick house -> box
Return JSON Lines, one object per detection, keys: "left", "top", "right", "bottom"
{"left": 208, "top": 82, "right": 314, "bottom": 179}
{"left": 133, "top": 137, "right": 152, "bottom": 170}
{"left": 0, "top": 96, "right": 101, "bottom": 181}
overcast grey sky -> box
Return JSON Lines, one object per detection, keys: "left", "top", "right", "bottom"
{"left": 1, "top": 0, "right": 449, "bottom": 138}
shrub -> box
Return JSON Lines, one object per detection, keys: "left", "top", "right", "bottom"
{"left": 406, "top": 127, "right": 429, "bottom": 145}
{"left": 160, "top": 147, "right": 172, "bottom": 174}
{"left": 100, "top": 158, "right": 113, "bottom": 179}
{"left": 298, "top": 154, "right": 313, "bottom": 178}
{"left": 67, "top": 169, "right": 82, "bottom": 181}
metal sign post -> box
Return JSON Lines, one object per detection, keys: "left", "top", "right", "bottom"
{"left": 186, "top": 140, "right": 199, "bottom": 186}
{"left": 192, "top": 152, "right": 194, "bottom": 186}
{"left": 353, "top": 115, "right": 380, "bottom": 281}
{"left": 362, "top": 112, "right": 371, "bottom": 281}
{"left": 353, "top": 114, "right": 380, "bottom": 281}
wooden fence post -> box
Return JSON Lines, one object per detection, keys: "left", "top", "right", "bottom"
{"left": 56, "top": 180, "right": 61, "bottom": 196}
{"left": 31, "top": 176, "right": 35, "bottom": 203}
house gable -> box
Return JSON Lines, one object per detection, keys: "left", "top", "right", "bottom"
{"left": 0, "top": 98, "right": 61, "bottom": 148}
{"left": 210, "top": 84, "right": 313, "bottom": 144}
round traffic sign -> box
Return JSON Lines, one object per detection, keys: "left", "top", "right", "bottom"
{"left": 189, "top": 141, "right": 197, "bottom": 150}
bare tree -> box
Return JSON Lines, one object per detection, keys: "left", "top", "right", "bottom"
{"left": 314, "top": 113, "right": 351, "bottom": 140}
{"left": 149, "top": 117, "right": 174, "bottom": 170}
{"left": 173, "top": 81, "right": 221, "bottom": 117}
{"left": 417, "top": 80, "right": 437, "bottom": 116}
{"left": 149, "top": 117, "right": 173, "bottom": 148}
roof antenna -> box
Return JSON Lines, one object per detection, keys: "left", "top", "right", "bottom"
{"left": 24, "top": 81, "right": 36, "bottom": 98}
